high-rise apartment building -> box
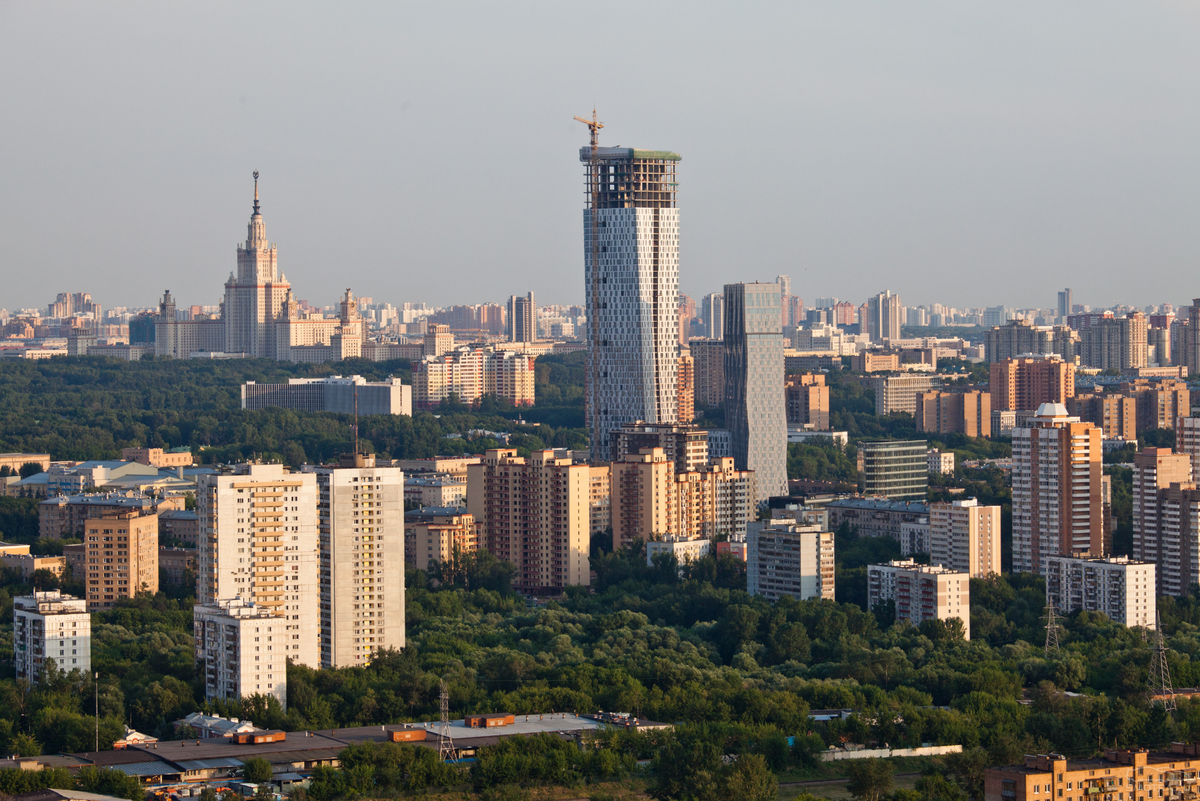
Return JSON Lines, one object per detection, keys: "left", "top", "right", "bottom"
{"left": 84, "top": 511, "right": 159, "bottom": 611}
{"left": 1132, "top": 447, "right": 1194, "bottom": 596}
{"left": 194, "top": 598, "right": 287, "bottom": 710}
{"left": 1057, "top": 288, "right": 1073, "bottom": 320}
{"left": 746, "top": 521, "right": 835, "bottom": 602}
{"left": 868, "top": 560, "right": 970, "bottom": 638}
{"left": 676, "top": 355, "right": 695, "bottom": 423}
{"left": 313, "top": 455, "right": 405, "bottom": 668}
{"left": 1044, "top": 555, "right": 1155, "bottom": 629}
{"left": 689, "top": 339, "right": 724, "bottom": 409}
{"left": 785, "top": 374, "right": 830, "bottom": 430}
{"left": 588, "top": 465, "right": 611, "bottom": 534}
{"left": 1011, "top": 404, "right": 1103, "bottom": 574}
{"left": 857, "top": 440, "right": 929, "bottom": 500}
{"left": 582, "top": 146, "right": 681, "bottom": 463}
{"left": 724, "top": 282, "right": 787, "bottom": 501}
{"left": 1079, "top": 312, "right": 1148, "bottom": 371}
{"left": 14, "top": 591, "right": 91, "bottom": 681}
{"left": 197, "top": 464, "right": 320, "bottom": 668}
{"left": 865, "top": 290, "right": 902, "bottom": 342}
{"left": 508, "top": 292, "right": 536, "bottom": 343}
{"left": 928, "top": 499, "right": 1000, "bottom": 577}
{"left": 1177, "top": 417, "right": 1200, "bottom": 476}
{"left": 871, "top": 374, "right": 943, "bottom": 416}
{"left": 467, "top": 449, "right": 591, "bottom": 593}
{"left": 412, "top": 347, "right": 535, "bottom": 410}
{"left": 1180, "top": 299, "right": 1200, "bottom": 375}
{"left": 404, "top": 506, "right": 479, "bottom": 571}
{"left": 1069, "top": 392, "right": 1138, "bottom": 440}
{"left": 985, "top": 321, "right": 1079, "bottom": 364}
{"left": 915, "top": 390, "right": 991, "bottom": 437}
{"left": 702, "top": 294, "right": 724, "bottom": 340}
{"left": 611, "top": 421, "right": 709, "bottom": 474}
{"left": 990, "top": 356, "right": 1075, "bottom": 412}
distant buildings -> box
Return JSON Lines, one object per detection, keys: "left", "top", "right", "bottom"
{"left": 928, "top": 498, "right": 1000, "bottom": 577}
{"left": 984, "top": 320, "right": 1079, "bottom": 364}
{"left": 990, "top": 355, "right": 1075, "bottom": 413}
{"left": 120, "top": 447, "right": 194, "bottom": 468}
{"left": 676, "top": 355, "right": 695, "bottom": 423}
{"left": 508, "top": 292, "right": 536, "bottom": 343}
{"left": 242, "top": 376, "right": 412, "bottom": 416}
{"left": 412, "top": 347, "right": 534, "bottom": 410}
{"left": 915, "top": 390, "right": 990, "bottom": 437}
{"left": 14, "top": 591, "right": 91, "bottom": 682}
{"left": 1011, "top": 404, "right": 1103, "bottom": 574}
{"left": 1078, "top": 312, "right": 1148, "bottom": 371}
{"left": 927, "top": 448, "right": 955, "bottom": 475}
{"left": 194, "top": 598, "right": 287, "bottom": 711}
{"left": 857, "top": 440, "right": 929, "bottom": 500}
{"left": 1044, "top": 555, "right": 1155, "bottom": 629}
{"left": 405, "top": 507, "right": 479, "bottom": 571}
{"left": 610, "top": 421, "right": 709, "bottom": 475}
{"left": 702, "top": 293, "right": 724, "bottom": 340}
{"left": 864, "top": 290, "right": 903, "bottom": 343}
{"left": 1070, "top": 379, "right": 1189, "bottom": 440}
{"left": 746, "top": 521, "right": 835, "bottom": 602}
{"left": 871, "top": 375, "right": 943, "bottom": 416}
{"left": 867, "top": 560, "right": 970, "bottom": 638}
{"left": 582, "top": 145, "right": 681, "bottom": 463}
{"left": 724, "top": 281, "right": 788, "bottom": 501}
{"left": 689, "top": 339, "right": 724, "bottom": 409}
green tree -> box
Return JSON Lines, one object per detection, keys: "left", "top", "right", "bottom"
{"left": 845, "top": 758, "right": 894, "bottom": 801}
{"left": 242, "top": 757, "right": 273, "bottom": 784}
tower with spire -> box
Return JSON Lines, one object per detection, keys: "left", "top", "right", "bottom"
{"left": 224, "top": 171, "right": 291, "bottom": 357}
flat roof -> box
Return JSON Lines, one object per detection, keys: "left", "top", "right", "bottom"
{"left": 579, "top": 146, "right": 681, "bottom": 162}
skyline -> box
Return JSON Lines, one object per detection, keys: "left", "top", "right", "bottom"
{"left": 4, "top": 2, "right": 1200, "bottom": 311}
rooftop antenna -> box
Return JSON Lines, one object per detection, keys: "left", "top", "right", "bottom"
{"left": 1043, "top": 602, "right": 1062, "bottom": 657}
{"left": 573, "top": 109, "right": 603, "bottom": 461}
{"left": 1149, "top": 610, "right": 1177, "bottom": 713}
{"left": 437, "top": 679, "right": 455, "bottom": 762}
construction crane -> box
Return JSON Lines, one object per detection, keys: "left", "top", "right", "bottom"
{"left": 575, "top": 110, "right": 604, "bottom": 453}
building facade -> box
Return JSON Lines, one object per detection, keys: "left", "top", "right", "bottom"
{"left": 1011, "top": 404, "right": 1104, "bottom": 574}
{"left": 242, "top": 376, "right": 412, "bottom": 416}
{"left": 508, "top": 292, "right": 536, "bottom": 343}
{"left": 412, "top": 347, "right": 535, "bottom": 410}
{"left": 610, "top": 421, "right": 709, "bottom": 475}
{"left": 1044, "top": 555, "right": 1155, "bottom": 629}
{"left": 467, "top": 449, "right": 591, "bottom": 594}
{"left": 867, "top": 559, "right": 970, "bottom": 638}
{"left": 785, "top": 374, "right": 830, "bottom": 430}
{"left": 313, "top": 456, "right": 405, "bottom": 668}
{"left": 582, "top": 146, "right": 681, "bottom": 463}
{"left": 915, "top": 390, "right": 991, "bottom": 437}
{"left": 928, "top": 498, "right": 1001, "bottom": 577}
{"left": 84, "top": 510, "right": 159, "bottom": 610}
{"left": 689, "top": 339, "right": 724, "bottom": 409}
{"left": 865, "top": 289, "right": 902, "bottom": 342}
{"left": 1079, "top": 312, "right": 1149, "bottom": 371}
{"left": 1132, "top": 447, "right": 1196, "bottom": 596}
{"left": 746, "top": 521, "right": 835, "bottom": 602}
{"left": 193, "top": 598, "right": 287, "bottom": 710}
{"left": 986, "top": 747, "right": 1200, "bottom": 801}
{"left": 13, "top": 591, "right": 91, "bottom": 681}
{"left": 984, "top": 320, "right": 1079, "bottom": 364}
{"left": 405, "top": 506, "right": 479, "bottom": 571}
{"left": 857, "top": 440, "right": 929, "bottom": 500}
{"left": 196, "top": 464, "right": 320, "bottom": 668}
{"left": 990, "top": 355, "right": 1076, "bottom": 413}
{"left": 871, "top": 375, "right": 943, "bottom": 416}
{"left": 724, "top": 282, "right": 788, "bottom": 501}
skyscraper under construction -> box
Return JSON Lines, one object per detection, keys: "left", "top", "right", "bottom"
{"left": 581, "top": 144, "right": 681, "bottom": 462}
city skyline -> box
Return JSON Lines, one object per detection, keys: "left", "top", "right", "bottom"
{"left": 4, "top": 3, "right": 1200, "bottom": 311}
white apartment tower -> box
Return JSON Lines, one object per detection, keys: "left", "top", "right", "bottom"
{"left": 868, "top": 560, "right": 971, "bottom": 639}
{"left": 1044, "top": 555, "right": 1156, "bottom": 629}
{"left": 746, "top": 520, "right": 835, "bottom": 602}
{"left": 313, "top": 455, "right": 406, "bottom": 668}
{"left": 13, "top": 591, "right": 91, "bottom": 682}
{"left": 724, "top": 282, "right": 788, "bottom": 501}
{"left": 194, "top": 598, "right": 287, "bottom": 710}
{"left": 929, "top": 498, "right": 1001, "bottom": 578}
{"left": 197, "top": 464, "right": 320, "bottom": 668}
{"left": 224, "top": 173, "right": 291, "bottom": 358}
{"left": 582, "top": 145, "right": 681, "bottom": 462}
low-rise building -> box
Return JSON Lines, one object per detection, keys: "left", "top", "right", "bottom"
{"left": 867, "top": 559, "right": 970, "bottom": 638}
{"left": 158, "top": 509, "right": 199, "bottom": 547}
{"left": 1044, "top": 554, "right": 1156, "bottom": 629}
{"left": 404, "top": 475, "right": 466, "bottom": 508}
{"left": 746, "top": 521, "right": 835, "bottom": 602}
{"left": 40, "top": 492, "right": 181, "bottom": 540}
{"left": 14, "top": 590, "right": 91, "bottom": 681}
{"left": 826, "top": 498, "right": 930, "bottom": 541}
{"left": 985, "top": 746, "right": 1200, "bottom": 801}
{"left": 193, "top": 598, "right": 287, "bottom": 711}
{"left": 645, "top": 538, "right": 711, "bottom": 568}
{"left": 404, "top": 506, "right": 479, "bottom": 571}
{"left": 120, "top": 447, "right": 194, "bottom": 468}
{"left": 927, "top": 448, "right": 955, "bottom": 475}
{"left": 0, "top": 542, "right": 65, "bottom": 578}
{"left": 159, "top": 547, "right": 197, "bottom": 586}
{"left": 242, "top": 375, "right": 412, "bottom": 416}
{"left": 870, "top": 375, "right": 943, "bottom": 415}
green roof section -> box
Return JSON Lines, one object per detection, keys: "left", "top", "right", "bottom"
{"left": 630, "top": 149, "right": 681, "bottom": 161}
{"left": 581, "top": 147, "right": 682, "bottom": 162}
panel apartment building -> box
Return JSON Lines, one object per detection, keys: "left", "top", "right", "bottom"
{"left": 242, "top": 376, "right": 412, "bottom": 416}
{"left": 84, "top": 510, "right": 158, "bottom": 610}
{"left": 1132, "top": 447, "right": 1198, "bottom": 596}
{"left": 1044, "top": 555, "right": 1155, "bottom": 629}
{"left": 867, "top": 560, "right": 971, "bottom": 639}
{"left": 928, "top": 498, "right": 1001, "bottom": 578}
{"left": 746, "top": 521, "right": 835, "bottom": 602}
{"left": 13, "top": 591, "right": 91, "bottom": 682}
{"left": 194, "top": 598, "right": 288, "bottom": 710}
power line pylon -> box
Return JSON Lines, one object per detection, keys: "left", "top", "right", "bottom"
{"left": 573, "top": 109, "right": 604, "bottom": 456}
{"left": 1043, "top": 603, "right": 1062, "bottom": 657}
{"left": 436, "top": 679, "right": 455, "bottom": 761}
{"left": 1149, "top": 611, "right": 1177, "bottom": 713}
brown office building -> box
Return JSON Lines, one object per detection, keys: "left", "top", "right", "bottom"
{"left": 85, "top": 511, "right": 159, "bottom": 610}
{"left": 915, "top": 390, "right": 990, "bottom": 437}
{"left": 785, "top": 374, "right": 830, "bottom": 430}
{"left": 990, "top": 355, "right": 1075, "bottom": 412}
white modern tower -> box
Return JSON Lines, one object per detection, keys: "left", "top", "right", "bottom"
{"left": 582, "top": 145, "right": 681, "bottom": 462}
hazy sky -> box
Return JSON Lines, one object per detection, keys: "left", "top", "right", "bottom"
{"left": 3, "top": 2, "right": 1200, "bottom": 313}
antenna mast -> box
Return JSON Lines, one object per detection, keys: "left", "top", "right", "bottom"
{"left": 437, "top": 678, "right": 455, "bottom": 761}
{"left": 574, "top": 109, "right": 604, "bottom": 461}
{"left": 1149, "top": 610, "right": 1176, "bottom": 712}
{"left": 1043, "top": 602, "right": 1062, "bottom": 657}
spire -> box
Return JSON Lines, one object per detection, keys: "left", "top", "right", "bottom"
{"left": 252, "top": 170, "right": 260, "bottom": 215}
{"left": 245, "top": 171, "right": 268, "bottom": 250}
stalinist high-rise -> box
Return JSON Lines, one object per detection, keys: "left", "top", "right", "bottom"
{"left": 582, "top": 145, "right": 681, "bottom": 462}
{"left": 224, "top": 173, "right": 292, "bottom": 358}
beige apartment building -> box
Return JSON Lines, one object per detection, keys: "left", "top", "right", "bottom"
{"left": 990, "top": 355, "right": 1075, "bottom": 412}
{"left": 1178, "top": 417, "right": 1200, "bottom": 476}
{"left": 1012, "top": 403, "right": 1103, "bottom": 574}
{"left": 194, "top": 598, "right": 287, "bottom": 711}
{"left": 196, "top": 464, "right": 319, "bottom": 668}
{"left": 915, "top": 390, "right": 991, "bottom": 437}
{"left": 928, "top": 498, "right": 1001, "bottom": 577}
{"left": 985, "top": 746, "right": 1200, "bottom": 801}
{"left": 121, "top": 447, "right": 194, "bottom": 468}
{"left": 588, "top": 465, "right": 611, "bottom": 535}
{"left": 785, "top": 373, "right": 830, "bottom": 430}
{"left": 610, "top": 421, "right": 710, "bottom": 475}
{"left": 411, "top": 347, "right": 535, "bottom": 410}
{"left": 405, "top": 506, "right": 479, "bottom": 571}
{"left": 467, "top": 449, "right": 591, "bottom": 594}
{"left": 1132, "top": 447, "right": 1196, "bottom": 596}
{"left": 677, "top": 355, "right": 695, "bottom": 423}
{"left": 313, "top": 455, "right": 405, "bottom": 668}
{"left": 868, "top": 559, "right": 970, "bottom": 639}
{"left": 610, "top": 448, "right": 755, "bottom": 549}
{"left": 746, "top": 521, "right": 835, "bottom": 602}
{"left": 84, "top": 511, "right": 158, "bottom": 611}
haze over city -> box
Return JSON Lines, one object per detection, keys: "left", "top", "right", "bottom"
{"left": 3, "top": 1, "right": 1200, "bottom": 311}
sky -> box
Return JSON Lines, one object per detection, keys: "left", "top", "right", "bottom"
{"left": 2, "top": 2, "right": 1200, "bottom": 313}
